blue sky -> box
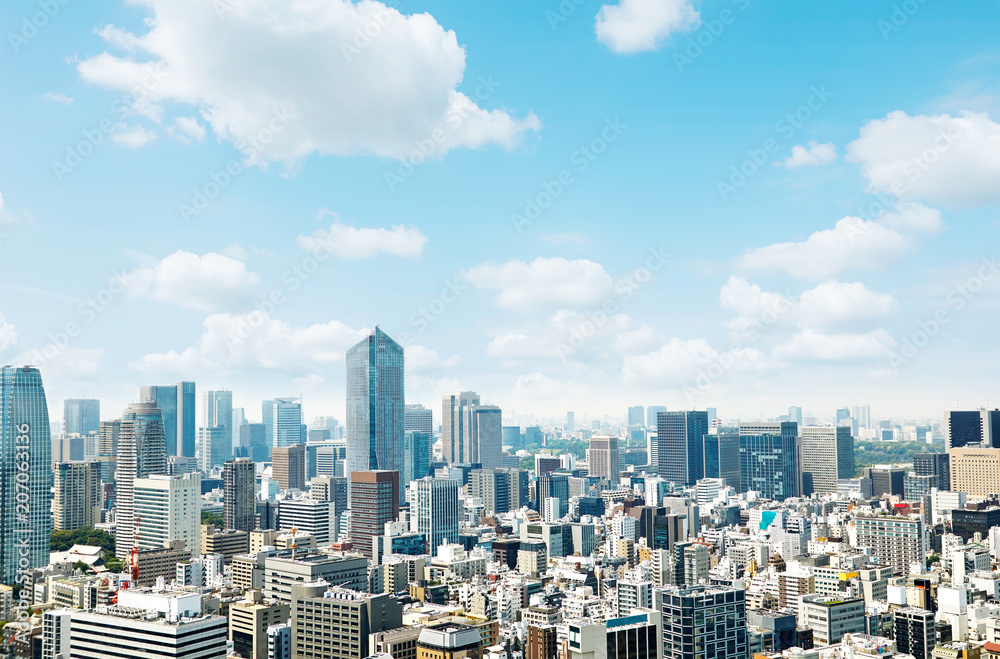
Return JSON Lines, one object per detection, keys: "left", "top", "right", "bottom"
{"left": 1, "top": 0, "right": 998, "bottom": 428}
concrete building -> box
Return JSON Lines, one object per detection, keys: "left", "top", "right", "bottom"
{"left": 229, "top": 590, "right": 290, "bottom": 659}
{"left": 588, "top": 436, "right": 620, "bottom": 482}
{"left": 801, "top": 426, "right": 854, "bottom": 495}
{"left": 201, "top": 525, "right": 250, "bottom": 563}
{"left": 349, "top": 470, "right": 400, "bottom": 558}
{"left": 799, "top": 594, "right": 866, "bottom": 646}
{"left": 855, "top": 516, "right": 927, "bottom": 575}
{"left": 278, "top": 497, "right": 337, "bottom": 545}
{"left": 948, "top": 448, "right": 1000, "bottom": 497}
{"left": 273, "top": 445, "right": 307, "bottom": 491}
{"left": 69, "top": 605, "right": 227, "bottom": 658}
{"left": 417, "top": 623, "right": 484, "bottom": 659}
{"left": 291, "top": 582, "right": 402, "bottom": 659}
{"left": 133, "top": 472, "right": 201, "bottom": 559}
{"left": 661, "top": 586, "right": 747, "bottom": 659}
{"left": 224, "top": 457, "right": 257, "bottom": 532}
{"left": 527, "top": 624, "right": 558, "bottom": 659}
{"left": 53, "top": 461, "right": 101, "bottom": 531}
{"left": 370, "top": 626, "right": 423, "bottom": 659}
{"left": 412, "top": 477, "right": 460, "bottom": 554}
{"left": 894, "top": 607, "right": 936, "bottom": 659}
{"left": 263, "top": 553, "right": 368, "bottom": 603}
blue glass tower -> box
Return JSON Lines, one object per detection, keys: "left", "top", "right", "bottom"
{"left": 0, "top": 366, "right": 53, "bottom": 585}
{"left": 345, "top": 327, "right": 404, "bottom": 488}
{"left": 738, "top": 422, "right": 799, "bottom": 501}
{"left": 656, "top": 410, "right": 709, "bottom": 486}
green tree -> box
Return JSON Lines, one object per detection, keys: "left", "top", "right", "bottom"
{"left": 50, "top": 528, "right": 115, "bottom": 554}
{"left": 72, "top": 560, "right": 89, "bottom": 573}
{"left": 201, "top": 511, "right": 224, "bottom": 527}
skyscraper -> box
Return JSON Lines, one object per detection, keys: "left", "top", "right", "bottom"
{"left": 54, "top": 461, "right": 101, "bottom": 531}
{"left": 801, "top": 426, "right": 854, "bottom": 495}
{"left": 853, "top": 404, "right": 871, "bottom": 430}
{"left": 346, "top": 327, "right": 405, "bottom": 484}
{"left": 412, "top": 477, "right": 460, "bottom": 554}
{"left": 263, "top": 397, "right": 304, "bottom": 449}
{"left": 224, "top": 457, "right": 257, "bottom": 532}
{"left": 141, "top": 384, "right": 179, "bottom": 457}
{"left": 788, "top": 406, "right": 803, "bottom": 426}
{"left": 98, "top": 419, "right": 120, "bottom": 457}
{"left": 198, "top": 425, "right": 230, "bottom": 471}
{"left": 349, "top": 470, "right": 400, "bottom": 558}
{"left": 537, "top": 473, "right": 569, "bottom": 518}
{"left": 404, "top": 404, "right": 433, "bottom": 434}
{"left": 63, "top": 398, "right": 100, "bottom": 435}
{"left": 628, "top": 405, "right": 645, "bottom": 426}
{"left": 646, "top": 406, "right": 666, "bottom": 428}
{"left": 660, "top": 586, "right": 748, "bottom": 659}
{"left": 587, "top": 436, "right": 620, "bottom": 482}
{"left": 566, "top": 411, "right": 575, "bottom": 432}
{"left": 0, "top": 366, "right": 53, "bottom": 584}
{"left": 442, "top": 391, "right": 479, "bottom": 465}
{"left": 656, "top": 411, "right": 709, "bottom": 486}
{"left": 703, "top": 428, "right": 740, "bottom": 491}
{"left": 913, "top": 452, "right": 950, "bottom": 491}
{"left": 272, "top": 445, "right": 306, "bottom": 491}
{"left": 116, "top": 401, "right": 168, "bottom": 558}
{"left": 471, "top": 404, "right": 502, "bottom": 469}
{"left": 403, "top": 431, "right": 431, "bottom": 484}
{"left": 738, "top": 422, "right": 798, "bottom": 500}
{"left": 177, "top": 381, "right": 196, "bottom": 458}
{"left": 947, "top": 409, "right": 999, "bottom": 449}
{"left": 202, "top": 389, "right": 233, "bottom": 445}
{"left": 133, "top": 472, "right": 201, "bottom": 558}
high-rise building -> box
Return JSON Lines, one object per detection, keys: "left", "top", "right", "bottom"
{"left": 441, "top": 391, "right": 489, "bottom": 466}
{"left": 404, "top": 404, "right": 433, "bottom": 434}
{"left": 566, "top": 411, "right": 576, "bottom": 433}
{"left": 176, "top": 381, "right": 196, "bottom": 459}
{"left": 588, "top": 435, "right": 620, "bottom": 481}
{"left": 738, "top": 422, "right": 798, "bottom": 500}
{"left": 913, "top": 452, "right": 950, "bottom": 491}
{"left": 263, "top": 398, "right": 304, "bottom": 449}
{"left": 198, "top": 425, "right": 230, "bottom": 472}
{"left": 201, "top": 390, "right": 234, "bottom": 465}
{"left": 471, "top": 404, "right": 502, "bottom": 469}
{"left": 140, "top": 383, "right": 193, "bottom": 457}
{"left": 240, "top": 422, "right": 268, "bottom": 461}
{"left": 272, "top": 445, "right": 306, "bottom": 491}
{"left": 947, "top": 448, "right": 1000, "bottom": 497}
{"left": 98, "top": 419, "right": 120, "bottom": 457}
{"left": 894, "top": 607, "right": 936, "bottom": 659}
{"left": 538, "top": 473, "right": 569, "bottom": 518}
{"left": 403, "top": 431, "right": 431, "bottom": 485}
{"left": 947, "top": 409, "right": 1000, "bottom": 449}
{"left": 54, "top": 461, "right": 101, "bottom": 531}
{"left": 349, "top": 470, "right": 400, "bottom": 558}
{"left": 836, "top": 407, "right": 852, "bottom": 424}
{"left": 657, "top": 411, "right": 709, "bottom": 486}
{"left": 855, "top": 516, "right": 927, "bottom": 575}
{"left": 133, "top": 472, "right": 201, "bottom": 558}
{"left": 224, "top": 458, "right": 257, "bottom": 532}
{"left": 867, "top": 466, "right": 905, "bottom": 497}
{"left": 528, "top": 624, "right": 558, "bottom": 659}
{"left": 503, "top": 426, "right": 521, "bottom": 450}
{"left": 346, "top": 328, "right": 405, "bottom": 485}
{"left": 470, "top": 468, "right": 511, "bottom": 515}
{"left": 70, "top": 606, "right": 228, "bottom": 659}
{"left": 703, "top": 428, "right": 740, "bottom": 490}
{"left": 277, "top": 498, "right": 337, "bottom": 544}
{"left": 229, "top": 590, "right": 290, "bottom": 659}
{"left": 63, "top": 398, "right": 100, "bottom": 436}
{"left": 291, "top": 583, "right": 402, "bottom": 659}
{"left": 116, "top": 401, "right": 168, "bottom": 559}
{"left": 660, "top": 586, "right": 747, "bottom": 659}
{"left": 801, "top": 426, "right": 855, "bottom": 495}
{"left": 0, "top": 366, "right": 53, "bottom": 585}
{"left": 646, "top": 406, "right": 666, "bottom": 428}
{"left": 412, "top": 477, "right": 460, "bottom": 554}
{"left": 788, "top": 406, "right": 803, "bottom": 426}
{"left": 417, "top": 624, "right": 484, "bottom": 659}
{"left": 628, "top": 406, "right": 645, "bottom": 427}
{"left": 798, "top": 595, "right": 865, "bottom": 646}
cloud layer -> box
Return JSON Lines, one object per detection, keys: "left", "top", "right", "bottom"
{"left": 595, "top": 0, "right": 699, "bottom": 53}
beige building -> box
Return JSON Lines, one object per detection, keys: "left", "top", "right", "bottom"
{"left": 229, "top": 590, "right": 289, "bottom": 659}
{"left": 949, "top": 448, "right": 1000, "bottom": 497}
{"left": 54, "top": 461, "right": 102, "bottom": 531}
{"left": 201, "top": 525, "right": 250, "bottom": 563}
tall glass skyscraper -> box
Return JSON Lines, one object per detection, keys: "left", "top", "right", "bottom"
{"left": 656, "top": 410, "right": 709, "bottom": 486}
{"left": 177, "top": 381, "right": 196, "bottom": 458}
{"left": 738, "top": 422, "right": 799, "bottom": 501}
{"left": 0, "top": 366, "right": 53, "bottom": 584}
{"left": 63, "top": 398, "right": 100, "bottom": 435}
{"left": 345, "top": 327, "right": 404, "bottom": 484}
{"left": 263, "top": 397, "right": 303, "bottom": 448}
{"left": 116, "top": 402, "right": 167, "bottom": 558}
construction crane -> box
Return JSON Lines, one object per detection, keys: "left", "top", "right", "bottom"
{"left": 111, "top": 516, "right": 141, "bottom": 604}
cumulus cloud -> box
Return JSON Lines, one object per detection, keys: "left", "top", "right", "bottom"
{"left": 846, "top": 110, "right": 1000, "bottom": 206}
{"left": 463, "top": 257, "right": 615, "bottom": 313}
{"left": 486, "top": 310, "right": 653, "bottom": 362}
{"left": 797, "top": 281, "right": 896, "bottom": 331}
{"left": 168, "top": 116, "right": 207, "bottom": 144}
{"left": 298, "top": 215, "right": 427, "bottom": 259}
{"left": 77, "top": 0, "right": 539, "bottom": 167}
{"left": 771, "top": 329, "right": 897, "bottom": 363}
{"left": 130, "top": 313, "right": 368, "bottom": 375}
{"left": 737, "top": 203, "right": 942, "bottom": 281}
{"left": 124, "top": 250, "right": 261, "bottom": 312}
{"left": 621, "top": 338, "right": 768, "bottom": 387}
{"left": 776, "top": 140, "right": 836, "bottom": 168}
{"left": 110, "top": 124, "right": 157, "bottom": 148}
{"left": 406, "top": 344, "right": 460, "bottom": 372}
{"left": 0, "top": 314, "right": 18, "bottom": 353}
{"left": 595, "top": 0, "right": 699, "bottom": 54}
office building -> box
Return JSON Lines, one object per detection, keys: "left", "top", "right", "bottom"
{"left": 350, "top": 470, "right": 400, "bottom": 558}
{"left": 278, "top": 497, "right": 337, "bottom": 544}
{"left": 116, "top": 401, "right": 168, "bottom": 559}
{"left": 405, "top": 403, "right": 433, "bottom": 434}
{"left": 951, "top": 507, "right": 1000, "bottom": 541}
{"left": 646, "top": 406, "right": 667, "bottom": 428}
{"left": 202, "top": 389, "right": 233, "bottom": 436}
{"left": 660, "top": 586, "right": 747, "bottom": 659}
{"left": 503, "top": 426, "right": 521, "bottom": 450}
{"left": 404, "top": 431, "right": 431, "bottom": 484}
{"left": 868, "top": 466, "right": 905, "bottom": 497}
{"left": 656, "top": 411, "right": 708, "bottom": 486}
{"left": 739, "top": 422, "right": 798, "bottom": 500}
{"left": 948, "top": 448, "right": 1000, "bottom": 497}
{"left": 240, "top": 422, "right": 268, "bottom": 461}
{"left": 0, "top": 366, "right": 53, "bottom": 584}
{"left": 788, "top": 406, "right": 803, "bottom": 426}
{"left": 263, "top": 397, "right": 304, "bottom": 449}
{"left": 801, "top": 426, "right": 854, "bottom": 495}
{"left": 229, "top": 590, "right": 290, "bottom": 659}
{"left": 566, "top": 411, "right": 576, "bottom": 432}
{"left": 703, "top": 427, "right": 741, "bottom": 490}
{"left": 538, "top": 473, "right": 570, "bottom": 518}
{"left": 588, "top": 435, "right": 620, "bottom": 481}
{"left": 528, "top": 624, "right": 558, "bottom": 659}
{"left": 799, "top": 594, "right": 865, "bottom": 646}
{"left": 98, "top": 418, "right": 120, "bottom": 457}
{"left": 904, "top": 474, "right": 938, "bottom": 501}
{"left": 417, "top": 623, "right": 483, "bottom": 659}
{"left": 197, "top": 425, "right": 229, "bottom": 471}
{"left": 69, "top": 605, "right": 227, "bottom": 659}
{"left": 140, "top": 382, "right": 195, "bottom": 458}
{"left": 894, "top": 607, "right": 936, "bottom": 659}
{"left": 63, "top": 398, "right": 100, "bottom": 436}
{"left": 628, "top": 405, "right": 645, "bottom": 427}
{"left": 53, "top": 461, "right": 101, "bottom": 531}
{"left": 345, "top": 328, "right": 405, "bottom": 488}
{"left": 291, "top": 582, "right": 402, "bottom": 659}
{"left": 412, "top": 477, "right": 460, "bottom": 553}
{"left": 441, "top": 392, "right": 503, "bottom": 469}
{"left": 471, "top": 404, "right": 502, "bottom": 469}
{"left": 273, "top": 444, "right": 306, "bottom": 491}
{"left": 913, "top": 452, "right": 950, "bottom": 491}
{"left": 224, "top": 457, "right": 257, "bottom": 532}
{"left": 947, "top": 409, "right": 1000, "bottom": 449}
{"left": 470, "top": 468, "right": 510, "bottom": 515}
{"left": 133, "top": 473, "right": 201, "bottom": 558}
{"left": 264, "top": 553, "right": 368, "bottom": 603}
{"left": 855, "top": 516, "right": 927, "bottom": 575}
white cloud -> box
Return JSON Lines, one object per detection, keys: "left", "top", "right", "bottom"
{"left": 776, "top": 140, "right": 836, "bottom": 168}
{"left": 130, "top": 313, "right": 367, "bottom": 375}
{"left": 621, "top": 338, "right": 769, "bottom": 387}
{"left": 124, "top": 250, "right": 261, "bottom": 312}
{"left": 798, "top": 281, "right": 895, "bottom": 331}
{"left": 77, "top": 0, "right": 540, "bottom": 167}
{"left": 772, "top": 329, "right": 897, "bottom": 363}
{"left": 595, "top": 0, "right": 699, "bottom": 54}
{"left": 42, "top": 92, "right": 74, "bottom": 104}
{"left": 0, "top": 314, "right": 18, "bottom": 353}
{"left": 405, "top": 344, "right": 460, "bottom": 372}
{"left": 463, "top": 257, "right": 614, "bottom": 313}
{"left": 298, "top": 216, "right": 427, "bottom": 259}
{"left": 110, "top": 124, "right": 157, "bottom": 148}
{"left": 737, "top": 203, "right": 942, "bottom": 281}
{"left": 846, "top": 110, "right": 1000, "bottom": 206}
{"left": 486, "top": 310, "right": 650, "bottom": 361}
{"left": 168, "top": 116, "right": 207, "bottom": 144}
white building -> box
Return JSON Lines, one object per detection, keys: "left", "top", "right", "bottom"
{"left": 133, "top": 473, "right": 201, "bottom": 558}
